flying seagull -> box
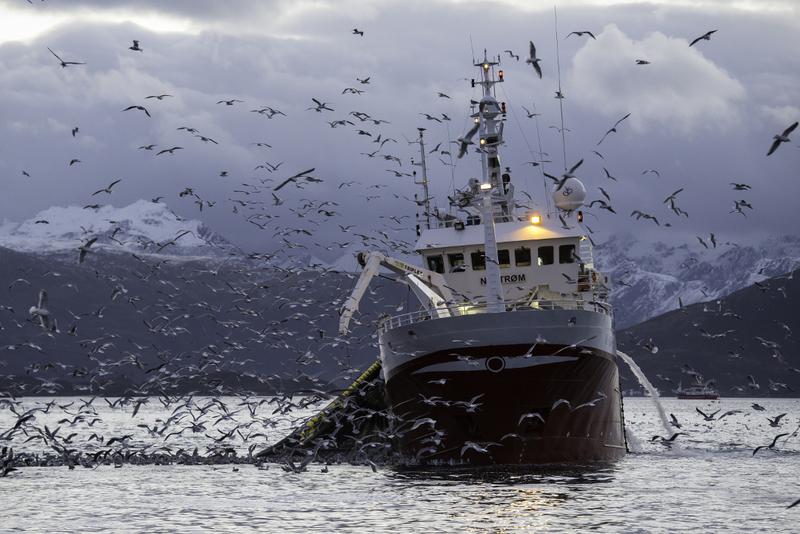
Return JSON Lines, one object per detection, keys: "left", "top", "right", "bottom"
{"left": 766, "top": 121, "right": 798, "bottom": 156}
{"left": 28, "top": 289, "right": 50, "bottom": 329}
{"left": 78, "top": 237, "right": 98, "bottom": 264}
{"left": 352, "top": 28, "right": 364, "bottom": 36}
{"left": 752, "top": 433, "right": 789, "bottom": 456}
{"left": 689, "top": 30, "right": 717, "bottom": 47}
{"left": 129, "top": 40, "right": 142, "bottom": 52}
{"left": 91, "top": 179, "right": 122, "bottom": 196}
{"left": 47, "top": 47, "right": 85, "bottom": 67}
{"left": 566, "top": 31, "right": 596, "bottom": 40}
{"left": 526, "top": 41, "right": 542, "bottom": 78}
{"left": 273, "top": 168, "right": 318, "bottom": 191}
{"left": 122, "top": 105, "right": 151, "bottom": 117}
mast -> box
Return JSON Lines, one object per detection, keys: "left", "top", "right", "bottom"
{"left": 411, "top": 128, "right": 432, "bottom": 231}
{"left": 473, "top": 51, "right": 506, "bottom": 313}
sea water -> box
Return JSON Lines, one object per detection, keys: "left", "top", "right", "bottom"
{"left": 1, "top": 397, "right": 798, "bottom": 533}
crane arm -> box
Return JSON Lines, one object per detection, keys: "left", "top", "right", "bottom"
{"left": 338, "top": 251, "right": 455, "bottom": 335}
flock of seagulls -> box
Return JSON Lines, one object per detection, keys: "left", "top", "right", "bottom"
{"left": 0, "top": 19, "right": 797, "bottom": 517}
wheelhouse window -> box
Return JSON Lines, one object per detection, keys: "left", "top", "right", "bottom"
{"left": 447, "top": 252, "right": 466, "bottom": 273}
{"left": 497, "top": 249, "right": 510, "bottom": 268}
{"left": 471, "top": 250, "right": 485, "bottom": 271}
{"left": 426, "top": 254, "right": 444, "bottom": 274}
{"left": 537, "top": 246, "right": 554, "bottom": 266}
{"left": 514, "top": 246, "right": 532, "bottom": 267}
{"left": 559, "top": 244, "right": 576, "bottom": 264}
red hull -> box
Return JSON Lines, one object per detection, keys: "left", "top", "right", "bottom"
{"left": 384, "top": 344, "right": 627, "bottom": 465}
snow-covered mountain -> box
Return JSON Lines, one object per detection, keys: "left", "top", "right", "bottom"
{"left": 594, "top": 233, "right": 800, "bottom": 328}
{"left": 0, "top": 200, "right": 239, "bottom": 258}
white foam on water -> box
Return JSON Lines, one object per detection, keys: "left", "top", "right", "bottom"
{"left": 617, "top": 350, "right": 673, "bottom": 436}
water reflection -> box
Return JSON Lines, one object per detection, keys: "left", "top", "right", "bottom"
{"left": 389, "top": 463, "right": 618, "bottom": 485}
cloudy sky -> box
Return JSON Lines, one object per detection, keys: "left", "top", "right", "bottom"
{"left": 0, "top": 0, "right": 798, "bottom": 258}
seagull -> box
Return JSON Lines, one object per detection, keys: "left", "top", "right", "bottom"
{"left": 566, "top": 30, "right": 596, "bottom": 40}
{"left": 766, "top": 121, "right": 798, "bottom": 156}
{"left": 308, "top": 98, "right": 334, "bottom": 112}
{"left": 767, "top": 413, "right": 787, "bottom": 427}
{"left": 460, "top": 441, "right": 498, "bottom": 457}
{"left": 635, "top": 59, "right": 650, "bottom": 65}
{"left": 525, "top": 41, "right": 542, "bottom": 78}
{"left": 729, "top": 182, "right": 751, "bottom": 190}
{"left": 695, "top": 407, "right": 720, "bottom": 421}
{"left": 78, "top": 237, "right": 98, "bottom": 264}
{"left": 129, "top": 40, "right": 142, "bottom": 52}
{"left": 596, "top": 113, "right": 631, "bottom": 145}
{"left": 503, "top": 49, "right": 520, "bottom": 61}
{"left": 71, "top": 127, "right": 79, "bottom": 137}
{"left": 689, "top": 30, "right": 718, "bottom": 47}
{"left": 650, "top": 433, "right": 684, "bottom": 445}
{"left": 145, "top": 94, "right": 172, "bottom": 100}
{"left": 217, "top": 99, "right": 244, "bottom": 106}
{"left": 752, "top": 433, "right": 789, "bottom": 456}
{"left": 420, "top": 113, "right": 442, "bottom": 123}
{"left": 356, "top": 77, "right": 370, "bottom": 84}
{"left": 28, "top": 289, "right": 50, "bottom": 329}
{"left": 156, "top": 146, "right": 183, "bottom": 156}
{"left": 122, "top": 105, "right": 151, "bottom": 117}
{"left": 456, "top": 121, "right": 481, "bottom": 159}
{"left": 669, "top": 413, "right": 682, "bottom": 428}
{"left": 47, "top": 47, "right": 85, "bottom": 67}
{"left": 663, "top": 188, "right": 684, "bottom": 203}
{"left": 521, "top": 106, "right": 540, "bottom": 118}
{"left": 91, "top": 179, "right": 122, "bottom": 196}
{"left": 544, "top": 158, "right": 583, "bottom": 192}
{"left": 518, "top": 412, "right": 545, "bottom": 425}
{"left": 352, "top": 28, "right": 364, "bottom": 36}
{"left": 273, "top": 168, "right": 318, "bottom": 191}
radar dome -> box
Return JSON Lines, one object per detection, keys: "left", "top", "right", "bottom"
{"left": 552, "top": 177, "right": 586, "bottom": 211}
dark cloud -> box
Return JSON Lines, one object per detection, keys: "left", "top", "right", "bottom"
{"left": 0, "top": 1, "right": 798, "bottom": 259}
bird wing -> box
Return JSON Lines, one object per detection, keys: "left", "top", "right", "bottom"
{"left": 47, "top": 47, "right": 63, "bottom": 62}
{"left": 766, "top": 138, "right": 782, "bottom": 156}
{"left": 689, "top": 35, "right": 703, "bottom": 47}
{"left": 38, "top": 289, "right": 48, "bottom": 308}
{"left": 108, "top": 179, "right": 122, "bottom": 189}
{"left": 613, "top": 112, "right": 631, "bottom": 128}
{"left": 783, "top": 121, "right": 799, "bottom": 136}
{"left": 529, "top": 41, "right": 536, "bottom": 59}
{"left": 568, "top": 158, "right": 584, "bottom": 174}
{"left": 532, "top": 61, "right": 542, "bottom": 79}
{"left": 273, "top": 177, "right": 295, "bottom": 191}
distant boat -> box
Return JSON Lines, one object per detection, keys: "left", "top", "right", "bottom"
{"left": 675, "top": 381, "right": 720, "bottom": 400}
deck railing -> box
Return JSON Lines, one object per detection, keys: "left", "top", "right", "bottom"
{"left": 378, "top": 297, "right": 612, "bottom": 333}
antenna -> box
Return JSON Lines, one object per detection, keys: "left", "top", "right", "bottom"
{"left": 469, "top": 34, "right": 476, "bottom": 64}
{"left": 553, "top": 5, "right": 568, "bottom": 171}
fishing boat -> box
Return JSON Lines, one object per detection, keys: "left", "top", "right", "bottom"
{"left": 674, "top": 381, "right": 720, "bottom": 400}
{"left": 337, "top": 52, "right": 627, "bottom": 465}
